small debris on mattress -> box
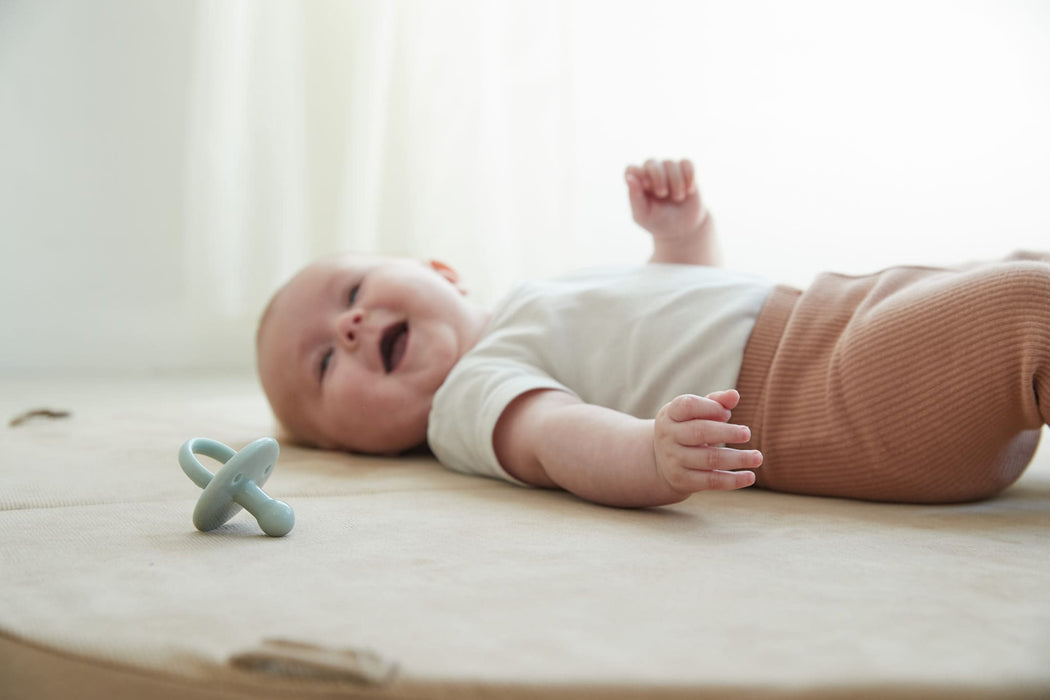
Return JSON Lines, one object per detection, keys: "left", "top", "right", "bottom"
{"left": 230, "top": 639, "right": 398, "bottom": 685}
{"left": 8, "top": 408, "right": 72, "bottom": 427}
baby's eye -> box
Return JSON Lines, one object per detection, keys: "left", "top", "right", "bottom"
{"left": 319, "top": 349, "right": 333, "bottom": 380}
{"left": 348, "top": 284, "right": 361, "bottom": 305}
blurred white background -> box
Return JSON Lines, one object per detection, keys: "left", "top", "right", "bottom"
{"left": 1, "top": 0, "right": 1048, "bottom": 374}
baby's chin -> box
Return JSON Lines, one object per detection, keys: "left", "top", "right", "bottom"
{"left": 336, "top": 432, "right": 427, "bottom": 457}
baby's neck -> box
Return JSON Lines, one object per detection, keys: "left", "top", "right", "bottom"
{"left": 461, "top": 303, "right": 493, "bottom": 357}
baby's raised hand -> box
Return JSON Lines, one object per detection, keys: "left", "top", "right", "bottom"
{"left": 653, "top": 390, "right": 762, "bottom": 495}
{"left": 625, "top": 158, "right": 710, "bottom": 241}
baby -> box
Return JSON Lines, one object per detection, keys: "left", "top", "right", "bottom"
{"left": 257, "top": 159, "right": 1050, "bottom": 508}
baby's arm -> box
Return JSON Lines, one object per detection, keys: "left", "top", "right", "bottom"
{"left": 493, "top": 388, "right": 761, "bottom": 508}
{"left": 625, "top": 159, "right": 722, "bottom": 266}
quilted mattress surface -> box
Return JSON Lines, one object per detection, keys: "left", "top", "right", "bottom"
{"left": 1, "top": 374, "right": 1049, "bottom": 699}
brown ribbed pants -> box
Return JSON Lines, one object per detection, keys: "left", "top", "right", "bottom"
{"left": 732, "top": 252, "right": 1050, "bottom": 503}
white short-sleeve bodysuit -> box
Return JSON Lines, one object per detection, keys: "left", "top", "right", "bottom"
{"left": 427, "top": 264, "right": 773, "bottom": 485}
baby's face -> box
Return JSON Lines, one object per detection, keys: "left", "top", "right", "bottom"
{"left": 256, "top": 255, "right": 488, "bottom": 454}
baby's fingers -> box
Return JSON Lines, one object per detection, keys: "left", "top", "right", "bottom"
{"left": 681, "top": 159, "right": 697, "bottom": 196}
{"left": 624, "top": 165, "right": 645, "bottom": 187}
{"left": 664, "top": 160, "right": 687, "bottom": 202}
{"left": 665, "top": 442, "right": 763, "bottom": 474}
{"left": 669, "top": 418, "right": 752, "bottom": 447}
{"left": 644, "top": 159, "right": 669, "bottom": 198}
{"left": 625, "top": 168, "right": 649, "bottom": 217}
{"left": 665, "top": 394, "right": 732, "bottom": 423}
{"left": 665, "top": 461, "right": 758, "bottom": 493}
{"left": 705, "top": 389, "right": 740, "bottom": 411}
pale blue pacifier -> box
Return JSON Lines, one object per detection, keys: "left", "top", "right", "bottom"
{"left": 178, "top": 437, "right": 294, "bottom": 537}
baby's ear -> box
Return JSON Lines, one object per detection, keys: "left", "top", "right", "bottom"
{"left": 428, "top": 260, "right": 467, "bottom": 294}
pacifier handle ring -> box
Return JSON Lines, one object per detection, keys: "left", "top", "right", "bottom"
{"left": 179, "top": 438, "right": 236, "bottom": 488}
{"left": 178, "top": 437, "right": 295, "bottom": 537}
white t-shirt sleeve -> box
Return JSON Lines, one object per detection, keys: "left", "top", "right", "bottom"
{"left": 427, "top": 265, "right": 772, "bottom": 487}
{"left": 427, "top": 358, "right": 574, "bottom": 486}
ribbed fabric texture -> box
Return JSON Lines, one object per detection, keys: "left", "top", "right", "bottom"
{"left": 733, "top": 252, "right": 1050, "bottom": 503}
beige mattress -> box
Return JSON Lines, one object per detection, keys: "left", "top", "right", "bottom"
{"left": 2, "top": 374, "right": 1049, "bottom": 699}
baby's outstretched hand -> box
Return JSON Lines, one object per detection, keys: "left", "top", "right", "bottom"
{"left": 653, "top": 390, "right": 762, "bottom": 495}
{"left": 625, "top": 158, "right": 710, "bottom": 241}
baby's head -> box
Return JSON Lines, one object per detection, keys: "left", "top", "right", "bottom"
{"left": 256, "top": 254, "right": 489, "bottom": 454}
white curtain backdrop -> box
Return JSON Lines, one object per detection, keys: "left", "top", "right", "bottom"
{"left": 1, "top": 0, "right": 1048, "bottom": 373}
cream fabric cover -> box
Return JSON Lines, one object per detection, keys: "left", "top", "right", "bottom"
{"left": 2, "top": 375, "right": 1048, "bottom": 699}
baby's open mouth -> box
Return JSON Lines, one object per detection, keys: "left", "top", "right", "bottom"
{"left": 380, "top": 321, "right": 409, "bottom": 373}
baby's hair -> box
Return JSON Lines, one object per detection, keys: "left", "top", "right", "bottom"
{"left": 255, "top": 284, "right": 284, "bottom": 350}
{"left": 254, "top": 279, "right": 317, "bottom": 447}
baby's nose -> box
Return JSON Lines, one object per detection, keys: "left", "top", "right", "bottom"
{"left": 335, "top": 309, "right": 365, "bottom": 347}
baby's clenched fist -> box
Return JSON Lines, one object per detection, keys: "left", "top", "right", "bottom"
{"left": 625, "top": 158, "right": 709, "bottom": 240}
